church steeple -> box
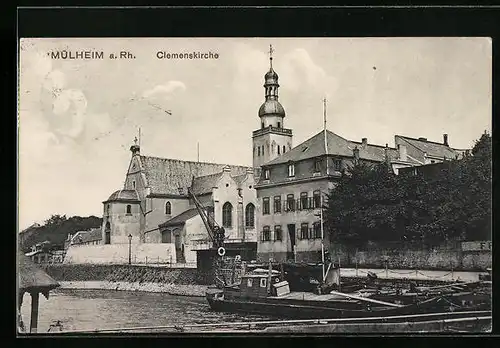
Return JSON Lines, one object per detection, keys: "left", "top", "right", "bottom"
{"left": 264, "top": 45, "right": 280, "bottom": 101}
{"left": 259, "top": 45, "right": 285, "bottom": 122}
{"left": 253, "top": 45, "right": 293, "bottom": 168}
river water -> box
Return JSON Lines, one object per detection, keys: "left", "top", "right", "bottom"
{"left": 19, "top": 288, "right": 276, "bottom": 333}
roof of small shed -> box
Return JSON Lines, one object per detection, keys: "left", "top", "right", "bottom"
{"left": 18, "top": 251, "right": 60, "bottom": 296}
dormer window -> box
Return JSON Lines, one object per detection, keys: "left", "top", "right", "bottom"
{"left": 287, "top": 163, "right": 295, "bottom": 177}
{"left": 264, "top": 169, "right": 270, "bottom": 180}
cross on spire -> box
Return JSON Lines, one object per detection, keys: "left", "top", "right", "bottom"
{"left": 134, "top": 136, "right": 138, "bottom": 146}
{"left": 269, "top": 44, "right": 274, "bottom": 68}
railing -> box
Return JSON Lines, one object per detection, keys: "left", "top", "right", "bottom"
{"left": 49, "top": 311, "right": 491, "bottom": 334}
{"left": 252, "top": 126, "right": 292, "bottom": 137}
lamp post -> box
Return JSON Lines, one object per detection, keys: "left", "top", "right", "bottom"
{"left": 128, "top": 234, "right": 132, "bottom": 265}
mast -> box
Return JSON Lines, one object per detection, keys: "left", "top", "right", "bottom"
{"left": 323, "top": 97, "right": 329, "bottom": 175}
{"left": 321, "top": 98, "right": 328, "bottom": 280}
{"left": 320, "top": 193, "right": 325, "bottom": 280}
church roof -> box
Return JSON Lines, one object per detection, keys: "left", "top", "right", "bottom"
{"left": 395, "top": 135, "right": 463, "bottom": 160}
{"left": 191, "top": 172, "right": 224, "bottom": 195}
{"left": 139, "top": 156, "right": 251, "bottom": 195}
{"left": 106, "top": 190, "right": 140, "bottom": 202}
{"left": 264, "top": 130, "right": 400, "bottom": 166}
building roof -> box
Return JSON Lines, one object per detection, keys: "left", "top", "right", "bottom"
{"left": 18, "top": 251, "right": 60, "bottom": 297}
{"left": 159, "top": 208, "right": 200, "bottom": 228}
{"left": 139, "top": 156, "right": 251, "bottom": 195}
{"left": 105, "top": 190, "right": 139, "bottom": 202}
{"left": 395, "top": 135, "right": 462, "bottom": 160}
{"left": 191, "top": 172, "right": 224, "bottom": 195}
{"left": 73, "top": 228, "right": 102, "bottom": 244}
{"left": 265, "top": 130, "right": 399, "bottom": 166}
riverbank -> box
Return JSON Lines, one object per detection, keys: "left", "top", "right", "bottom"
{"left": 58, "top": 281, "right": 207, "bottom": 297}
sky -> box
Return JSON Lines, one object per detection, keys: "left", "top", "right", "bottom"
{"left": 18, "top": 37, "right": 492, "bottom": 230}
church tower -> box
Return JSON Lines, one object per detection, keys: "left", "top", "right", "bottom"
{"left": 252, "top": 45, "right": 293, "bottom": 168}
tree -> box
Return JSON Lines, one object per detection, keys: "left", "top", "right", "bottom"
{"left": 324, "top": 130, "right": 492, "bottom": 245}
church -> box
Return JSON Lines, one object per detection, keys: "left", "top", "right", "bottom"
{"left": 98, "top": 46, "right": 468, "bottom": 265}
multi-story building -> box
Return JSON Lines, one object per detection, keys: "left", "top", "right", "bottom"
{"left": 252, "top": 50, "right": 468, "bottom": 263}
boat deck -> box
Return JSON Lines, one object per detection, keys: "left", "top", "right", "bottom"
{"left": 269, "top": 291, "right": 354, "bottom": 302}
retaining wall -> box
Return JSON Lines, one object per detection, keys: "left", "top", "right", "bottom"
{"left": 44, "top": 264, "right": 214, "bottom": 285}
{"left": 63, "top": 243, "right": 176, "bottom": 265}
{"left": 330, "top": 241, "right": 492, "bottom": 271}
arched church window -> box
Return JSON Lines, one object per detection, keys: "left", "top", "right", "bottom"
{"left": 277, "top": 122, "right": 281, "bottom": 128}
{"left": 165, "top": 201, "right": 172, "bottom": 215}
{"left": 261, "top": 122, "right": 264, "bottom": 129}
{"left": 278, "top": 146, "right": 281, "bottom": 155}
{"left": 258, "top": 147, "right": 261, "bottom": 156}
{"left": 283, "top": 145, "right": 286, "bottom": 154}
{"left": 126, "top": 205, "right": 131, "bottom": 214}
{"left": 245, "top": 203, "right": 255, "bottom": 228}
{"left": 222, "top": 202, "right": 233, "bottom": 228}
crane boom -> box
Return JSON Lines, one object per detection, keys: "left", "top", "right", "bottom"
{"left": 187, "top": 188, "right": 224, "bottom": 249}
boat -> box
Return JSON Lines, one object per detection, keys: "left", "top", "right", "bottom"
{"left": 205, "top": 261, "right": 491, "bottom": 319}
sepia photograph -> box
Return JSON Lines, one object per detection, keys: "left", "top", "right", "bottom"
{"left": 17, "top": 36, "right": 492, "bottom": 334}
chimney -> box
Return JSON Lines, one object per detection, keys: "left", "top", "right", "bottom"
{"left": 443, "top": 134, "right": 449, "bottom": 146}
{"left": 398, "top": 144, "right": 408, "bottom": 161}
{"left": 361, "top": 138, "right": 367, "bottom": 148}
{"left": 353, "top": 146, "right": 360, "bottom": 163}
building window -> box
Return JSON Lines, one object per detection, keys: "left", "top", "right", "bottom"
{"left": 274, "top": 225, "right": 282, "bottom": 241}
{"left": 262, "top": 146, "right": 265, "bottom": 156}
{"left": 262, "top": 197, "right": 270, "bottom": 215}
{"left": 247, "top": 278, "right": 253, "bottom": 287}
{"left": 277, "top": 146, "right": 281, "bottom": 155}
{"left": 104, "top": 222, "right": 111, "bottom": 245}
{"left": 313, "top": 222, "right": 322, "bottom": 239}
{"left": 314, "top": 159, "right": 321, "bottom": 173}
{"left": 431, "top": 160, "right": 435, "bottom": 164}
{"left": 264, "top": 169, "right": 270, "bottom": 180}
{"left": 288, "top": 163, "right": 295, "bottom": 177}
{"left": 165, "top": 201, "right": 171, "bottom": 215}
{"left": 277, "top": 122, "right": 281, "bottom": 128}
{"left": 126, "top": 205, "right": 132, "bottom": 214}
{"left": 258, "top": 147, "right": 261, "bottom": 156}
{"left": 286, "top": 194, "right": 295, "bottom": 211}
{"left": 262, "top": 225, "right": 271, "bottom": 242}
{"left": 333, "top": 159, "right": 342, "bottom": 172}
{"left": 300, "top": 223, "right": 310, "bottom": 239}
{"left": 274, "top": 196, "right": 281, "bottom": 213}
{"left": 222, "top": 202, "right": 233, "bottom": 227}
{"left": 245, "top": 203, "right": 255, "bottom": 228}
{"left": 283, "top": 145, "right": 286, "bottom": 153}
{"left": 260, "top": 278, "right": 267, "bottom": 288}
{"left": 300, "top": 192, "right": 308, "bottom": 210}
{"left": 313, "top": 190, "right": 321, "bottom": 209}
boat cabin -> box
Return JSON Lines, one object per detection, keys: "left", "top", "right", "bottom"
{"left": 224, "top": 271, "right": 290, "bottom": 300}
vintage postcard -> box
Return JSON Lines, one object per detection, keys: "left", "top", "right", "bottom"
{"left": 18, "top": 37, "right": 492, "bottom": 334}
